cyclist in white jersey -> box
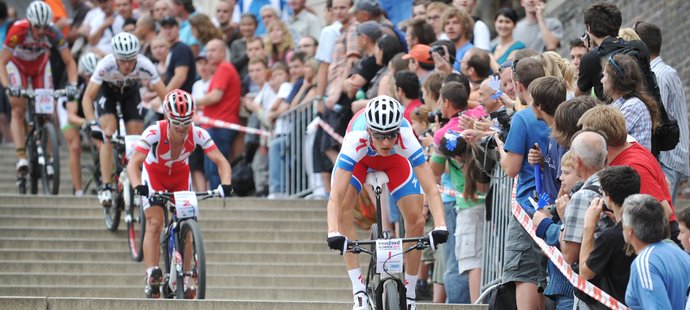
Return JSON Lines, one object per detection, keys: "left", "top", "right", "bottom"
{"left": 326, "top": 95, "right": 448, "bottom": 310}
{"left": 81, "top": 32, "right": 167, "bottom": 208}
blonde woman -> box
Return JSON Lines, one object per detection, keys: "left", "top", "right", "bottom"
{"left": 265, "top": 21, "right": 294, "bottom": 65}
{"left": 541, "top": 51, "right": 577, "bottom": 94}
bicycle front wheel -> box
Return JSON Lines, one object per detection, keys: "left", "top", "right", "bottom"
{"left": 39, "top": 122, "right": 60, "bottom": 195}
{"left": 177, "top": 220, "right": 206, "bottom": 299}
{"left": 382, "top": 279, "right": 402, "bottom": 310}
{"left": 126, "top": 187, "right": 145, "bottom": 261}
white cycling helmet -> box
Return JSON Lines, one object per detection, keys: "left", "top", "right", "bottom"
{"left": 26, "top": 1, "right": 53, "bottom": 27}
{"left": 78, "top": 53, "right": 100, "bottom": 75}
{"left": 163, "top": 89, "right": 195, "bottom": 122}
{"left": 365, "top": 95, "right": 404, "bottom": 132}
{"left": 111, "top": 32, "right": 140, "bottom": 60}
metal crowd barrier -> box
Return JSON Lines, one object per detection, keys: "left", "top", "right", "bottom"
{"left": 478, "top": 167, "right": 514, "bottom": 302}
{"left": 275, "top": 100, "right": 317, "bottom": 197}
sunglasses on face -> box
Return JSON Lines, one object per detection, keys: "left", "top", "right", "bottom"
{"left": 370, "top": 130, "right": 399, "bottom": 141}
{"left": 170, "top": 118, "right": 192, "bottom": 128}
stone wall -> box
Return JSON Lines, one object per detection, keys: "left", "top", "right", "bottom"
{"left": 548, "top": 0, "right": 690, "bottom": 106}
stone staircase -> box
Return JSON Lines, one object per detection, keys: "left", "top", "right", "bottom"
{"left": 0, "top": 145, "right": 486, "bottom": 309}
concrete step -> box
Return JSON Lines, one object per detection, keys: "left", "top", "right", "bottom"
{"left": 0, "top": 237, "right": 328, "bottom": 252}
{"left": 0, "top": 206, "right": 327, "bottom": 221}
{"left": 0, "top": 272, "right": 351, "bottom": 288}
{"left": 0, "top": 297, "right": 485, "bottom": 310}
{"left": 0, "top": 285, "right": 354, "bottom": 301}
{"left": 0, "top": 260, "right": 352, "bottom": 275}
{"left": 0, "top": 215, "right": 328, "bottom": 230}
{"left": 0, "top": 195, "right": 327, "bottom": 209}
{"left": 0, "top": 227, "right": 330, "bottom": 241}
{"left": 0, "top": 249, "right": 350, "bottom": 265}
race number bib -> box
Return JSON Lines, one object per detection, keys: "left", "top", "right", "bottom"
{"left": 376, "top": 239, "right": 403, "bottom": 274}
{"left": 174, "top": 191, "right": 198, "bottom": 219}
{"left": 35, "top": 88, "right": 54, "bottom": 114}
{"left": 124, "top": 135, "right": 141, "bottom": 160}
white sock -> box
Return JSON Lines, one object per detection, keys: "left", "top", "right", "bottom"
{"left": 348, "top": 268, "right": 366, "bottom": 294}
{"left": 405, "top": 274, "right": 417, "bottom": 300}
{"left": 146, "top": 267, "right": 154, "bottom": 276}
{"left": 75, "top": 190, "right": 84, "bottom": 197}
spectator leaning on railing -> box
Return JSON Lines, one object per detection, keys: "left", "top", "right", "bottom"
{"left": 621, "top": 194, "right": 690, "bottom": 310}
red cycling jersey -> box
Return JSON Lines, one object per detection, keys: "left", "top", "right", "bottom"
{"left": 4, "top": 19, "right": 67, "bottom": 77}
{"left": 134, "top": 121, "right": 217, "bottom": 193}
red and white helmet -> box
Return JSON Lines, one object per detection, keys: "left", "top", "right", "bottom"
{"left": 163, "top": 89, "right": 195, "bottom": 122}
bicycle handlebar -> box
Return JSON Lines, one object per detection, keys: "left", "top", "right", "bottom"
{"left": 150, "top": 190, "right": 222, "bottom": 201}
{"left": 347, "top": 236, "right": 431, "bottom": 256}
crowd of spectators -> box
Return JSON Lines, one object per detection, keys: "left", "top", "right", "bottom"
{"left": 2, "top": 0, "right": 689, "bottom": 308}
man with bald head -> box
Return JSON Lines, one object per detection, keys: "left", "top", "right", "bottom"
{"left": 196, "top": 39, "right": 242, "bottom": 189}
{"left": 559, "top": 130, "right": 608, "bottom": 267}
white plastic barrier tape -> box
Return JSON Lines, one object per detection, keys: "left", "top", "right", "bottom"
{"left": 195, "top": 115, "right": 271, "bottom": 137}
{"left": 509, "top": 178, "right": 629, "bottom": 310}
{"left": 317, "top": 119, "right": 344, "bottom": 143}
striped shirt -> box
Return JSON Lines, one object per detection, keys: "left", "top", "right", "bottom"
{"left": 652, "top": 57, "right": 690, "bottom": 177}
{"left": 625, "top": 241, "right": 690, "bottom": 310}
{"left": 611, "top": 97, "right": 653, "bottom": 151}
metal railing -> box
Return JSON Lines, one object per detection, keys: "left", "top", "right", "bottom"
{"left": 478, "top": 167, "right": 514, "bottom": 302}
{"left": 274, "top": 100, "right": 318, "bottom": 197}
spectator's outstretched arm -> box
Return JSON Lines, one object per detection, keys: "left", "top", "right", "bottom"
{"left": 579, "top": 198, "right": 603, "bottom": 279}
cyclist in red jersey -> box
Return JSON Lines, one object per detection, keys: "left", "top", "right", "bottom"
{"left": 0, "top": 1, "right": 78, "bottom": 173}
{"left": 127, "top": 89, "right": 233, "bottom": 298}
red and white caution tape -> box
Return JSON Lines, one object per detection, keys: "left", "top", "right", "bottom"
{"left": 317, "top": 118, "right": 344, "bottom": 143}
{"left": 195, "top": 115, "right": 271, "bottom": 137}
{"left": 509, "top": 178, "right": 629, "bottom": 310}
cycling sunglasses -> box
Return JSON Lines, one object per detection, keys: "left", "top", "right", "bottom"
{"left": 170, "top": 118, "right": 193, "bottom": 128}
{"left": 370, "top": 129, "right": 399, "bottom": 141}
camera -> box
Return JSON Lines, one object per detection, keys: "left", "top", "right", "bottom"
{"left": 427, "top": 109, "right": 449, "bottom": 126}
{"left": 489, "top": 109, "right": 512, "bottom": 141}
{"left": 429, "top": 45, "right": 446, "bottom": 58}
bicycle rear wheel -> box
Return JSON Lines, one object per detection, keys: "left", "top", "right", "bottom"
{"left": 126, "top": 187, "right": 145, "bottom": 261}
{"left": 177, "top": 220, "right": 206, "bottom": 299}
{"left": 104, "top": 189, "right": 122, "bottom": 232}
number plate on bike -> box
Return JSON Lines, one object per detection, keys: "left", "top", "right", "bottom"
{"left": 35, "top": 88, "right": 54, "bottom": 114}
{"left": 174, "top": 191, "right": 198, "bottom": 219}
{"left": 375, "top": 239, "right": 403, "bottom": 274}
{"left": 124, "top": 135, "right": 141, "bottom": 159}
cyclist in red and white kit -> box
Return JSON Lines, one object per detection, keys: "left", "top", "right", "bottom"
{"left": 0, "top": 1, "right": 78, "bottom": 173}
{"left": 127, "top": 89, "right": 232, "bottom": 298}
{"left": 326, "top": 95, "right": 448, "bottom": 310}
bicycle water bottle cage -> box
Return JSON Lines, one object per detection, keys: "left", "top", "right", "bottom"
{"left": 365, "top": 171, "right": 389, "bottom": 193}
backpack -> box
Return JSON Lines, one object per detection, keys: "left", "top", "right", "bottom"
{"left": 231, "top": 156, "right": 255, "bottom": 197}
{"left": 595, "top": 39, "right": 680, "bottom": 155}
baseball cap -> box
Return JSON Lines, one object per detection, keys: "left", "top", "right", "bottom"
{"left": 195, "top": 51, "right": 207, "bottom": 61}
{"left": 354, "top": 0, "right": 381, "bottom": 14}
{"left": 356, "top": 21, "right": 383, "bottom": 41}
{"left": 159, "top": 16, "right": 179, "bottom": 27}
{"left": 402, "top": 44, "right": 433, "bottom": 65}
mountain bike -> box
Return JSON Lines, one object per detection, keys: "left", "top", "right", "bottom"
{"left": 153, "top": 189, "right": 221, "bottom": 299}
{"left": 102, "top": 104, "right": 140, "bottom": 233}
{"left": 346, "top": 172, "right": 432, "bottom": 310}
{"left": 14, "top": 88, "right": 65, "bottom": 195}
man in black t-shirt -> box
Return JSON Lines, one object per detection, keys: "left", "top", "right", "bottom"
{"left": 158, "top": 16, "right": 196, "bottom": 93}
{"left": 575, "top": 2, "right": 628, "bottom": 100}
{"left": 578, "top": 166, "right": 639, "bottom": 309}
